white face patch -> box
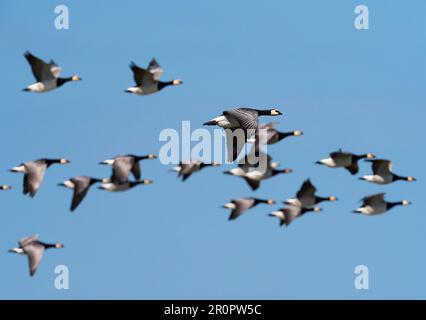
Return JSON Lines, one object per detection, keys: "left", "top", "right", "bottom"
{"left": 402, "top": 200, "right": 411, "bottom": 206}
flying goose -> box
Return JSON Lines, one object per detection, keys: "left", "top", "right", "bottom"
{"left": 285, "top": 179, "right": 337, "bottom": 208}
{"left": 223, "top": 150, "right": 292, "bottom": 190}
{"left": 360, "top": 159, "right": 416, "bottom": 184}
{"left": 354, "top": 193, "right": 411, "bottom": 215}
{"left": 23, "top": 51, "right": 81, "bottom": 93}
{"left": 203, "top": 108, "right": 283, "bottom": 161}
{"left": 125, "top": 59, "right": 182, "bottom": 95}
{"left": 222, "top": 197, "right": 276, "bottom": 221}
{"left": 172, "top": 160, "right": 220, "bottom": 181}
{"left": 59, "top": 176, "right": 104, "bottom": 211}
{"left": 269, "top": 206, "right": 322, "bottom": 227}
{"left": 100, "top": 154, "right": 157, "bottom": 184}
{"left": 10, "top": 158, "right": 70, "bottom": 197}
{"left": 0, "top": 185, "right": 11, "bottom": 190}
{"left": 99, "top": 179, "right": 153, "bottom": 192}
{"left": 248, "top": 122, "right": 303, "bottom": 145}
{"left": 316, "top": 149, "right": 375, "bottom": 175}
{"left": 9, "top": 234, "right": 64, "bottom": 276}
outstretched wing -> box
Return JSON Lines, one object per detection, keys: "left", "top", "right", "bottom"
{"left": 70, "top": 177, "right": 91, "bottom": 211}
{"left": 147, "top": 58, "right": 163, "bottom": 80}
{"left": 344, "top": 163, "right": 359, "bottom": 175}
{"left": 24, "top": 52, "right": 61, "bottom": 81}
{"left": 130, "top": 61, "right": 155, "bottom": 86}
{"left": 361, "top": 193, "right": 386, "bottom": 206}
{"left": 369, "top": 159, "right": 392, "bottom": 175}
{"left": 297, "top": 179, "right": 316, "bottom": 199}
{"left": 23, "top": 242, "right": 45, "bottom": 276}
{"left": 229, "top": 198, "right": 255, "bottom": 220}
{"left": 111, "top": 158, "right": 133, "bottom": 184}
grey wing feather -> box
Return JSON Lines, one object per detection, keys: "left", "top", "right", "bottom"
{"left": 361, "top": 193, "right": 386, "bottom": 206}
{"left": 23, "top": 242, "right": 45, "bottom": 276}
{"left": 131, "top": 161, "right": 141, "bottom": 181}
{"left": 111, "top": 158, "right": 133, "bottom": 184}
{"left": 147, "top": 58, "right": 163, "bottom": 80}
{"left": 130, "top": 62, "right": 154, "bottom": 86}
{"left": 224, "top": 108, "right": 259, "bottom": 132}
{"left": 23, "top": 162, "right": 46, "bottom": 197}
{"left": 370, "top": 160, "right": 392, "bottom": 175}
{"left": 19, "top": 234, "right": 39, "bottom": 247}
{"left": 229, "top": 198, "right": 254, "bottom": 220}
{"left": 70, "top": 177, "right": 91, "bottom": 211}
{"left": 24, "top": 52, "right": 60, "bottom": 81}
{"left": 297, "top": 179, "right": 316, "bottom": 199}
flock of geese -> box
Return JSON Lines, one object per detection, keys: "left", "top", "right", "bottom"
{"left": 1, "top": 51, "right": 416, "bottom": 277}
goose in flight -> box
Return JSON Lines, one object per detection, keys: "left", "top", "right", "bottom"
{"left": 98, "top": 179, "right": 153, "bottom": 192}
{"left": 23, "top": 51, "right": 81, "bottom": 93}
{"left": 0, "top": 185, "right": 11, "bottom": 191}
{"left": 223, "top": 150, "right": 292, "bottom": 190}
{"left": 316, "top": 149, "right": 375, "bottom": 175}
{"left": 222, "top": 197, "right": 276, "bottom": 221}
{"left": 285, "top": 179, "right": 337, "bottom": 208}
{"left": 10, "top": 158, "right": 70, "bottom": 197}
{"left": 9, "top": 234, "right": 64, "bottom": 276}
{"left": 354, "top": 193, "right": 411, "bottom": 215}
{"left": 360, "top": 159, "right": 416, "bottom": 184}
{"left": 125, "top": 59, "right": 182, "bottom": 95}
{"left": 172, "top": 160, "right": 220, "bottom": 181}
{"left": 59, "top": 176, "right": 104, "bottom": 211}
{"left": 100, "top": 154, "right": 157, "bottom": 184}
{"left": 203, "top": 108, "right": 283, "bottom": 162}
{"left": 269, "top": 206, "right": 322, "bottom": 227}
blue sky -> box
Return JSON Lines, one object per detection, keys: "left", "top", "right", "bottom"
{"left": 0, "top": 0, "right": 425, "bottom": 299}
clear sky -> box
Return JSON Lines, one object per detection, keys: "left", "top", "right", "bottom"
{"left": 0, "top": 0, "right": 425, "bottom": 299}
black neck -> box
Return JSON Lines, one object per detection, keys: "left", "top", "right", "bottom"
{"left": 392, "top": 174, "right": 407, "bottom": 181}
{"left": 315, "top": 196, "right": 330, "bottom": 203}
{"left": 253, "top": 198, "right": 268, "bottom": 205}
{"left": 199, "top": 163, "right": 213, "bottom": 169}
{"left": 158, "top": 81, "right": 174, "bottom": 90}
{"left": 277, "top": 131, "right": 294, "bottom": 140}
{"left": 42, "top": 243, "right": 57, "bottom": 249}
{"left": 387, "top": 201, "right": 403, "bottom": 210}
{"left": 43, "top": 159, "right": 61, "bottom": 167}
{"left": 256, "top": 109, "right": 272, "bottom": 116}
{"left": 90, "top": 178, "right": 102, "bottom": 185}
{"left": 353, "top": 154, "right": 368, "bottom": 161}
{"left": 134, "top": 155, "right": 149, "bottom": 161}
{"left": 272, "top": 169, "right": 287, "bottom": 176}
{"left": 57, "top": 77, "right": 73, "bottom": 87}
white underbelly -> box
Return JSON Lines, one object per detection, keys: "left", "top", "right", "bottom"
{"left": 28, "top": 80, "right": 57, "bottom": 92}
